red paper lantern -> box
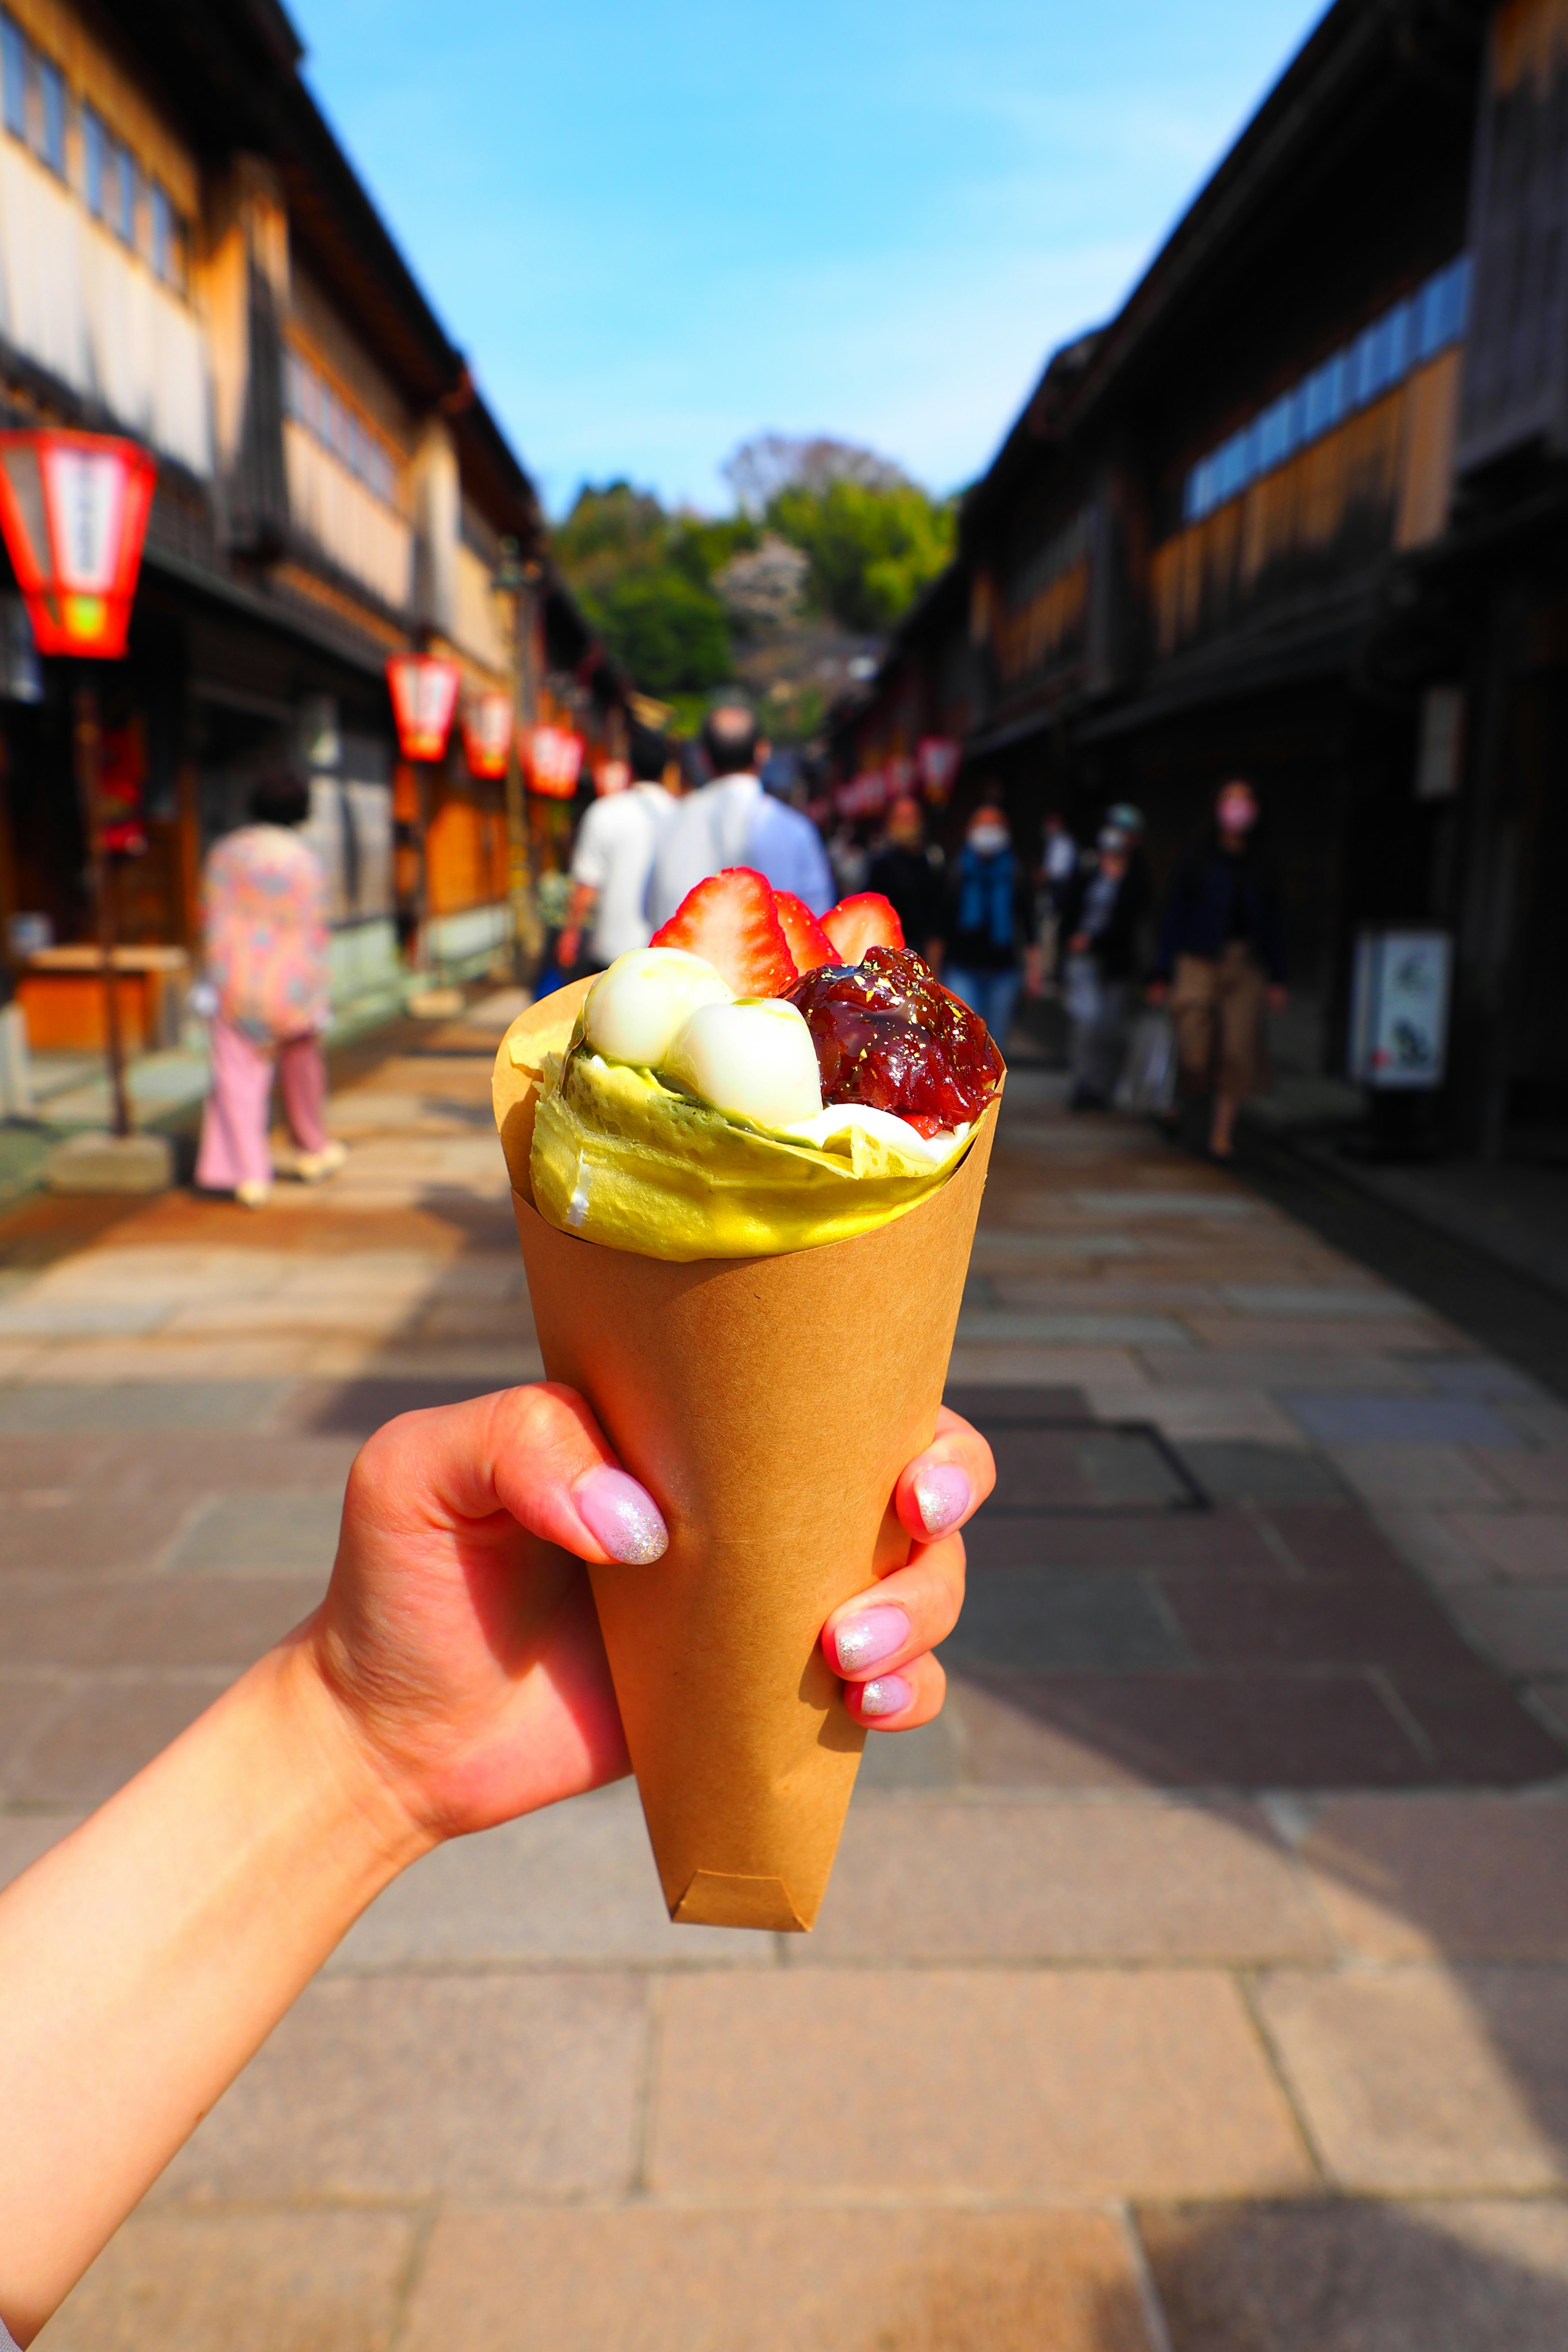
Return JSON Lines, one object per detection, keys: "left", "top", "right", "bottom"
{"left": 386, "top": 653, "right": 461, "bottom": 762}
{"left": 916, "top": 736, "right": 962, "bottom": 805}
{"left": 462, "top": 690, "right": 514, "bottom": 779}
{"left": 528, "top": 724, "right": 585, "bottom": 800}
{"left": 0, "top": 429, "right": 156, "bottom": 659}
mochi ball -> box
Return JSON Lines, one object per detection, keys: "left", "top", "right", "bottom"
{"left": 663, "top": 998, "right": 824, "bottom": 1128}
{"left": 582, "top": 947, "right": 734, "bottom": 1069}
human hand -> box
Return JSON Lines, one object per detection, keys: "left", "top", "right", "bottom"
{"left": 1147, "top": 981, "right": 1169, "bottom": 1007}
{"left": 822, "top": 1405, "right": 994, "bottom": 1730}
{"left": 1267, "top": 985, "right": 1287, "bottom": 1013}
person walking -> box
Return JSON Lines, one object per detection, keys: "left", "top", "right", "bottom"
{"left": 867, "top": 795, "right": 945, "bottom": 967}
{"left": 557, "top": 720, "right": 676, "bottom": 975}
{"left": 646, "top": 697, "right": 833, "bottom": 925}
{"left": 940, "top": 793, "right": 1040, "bottom": 1047}
{"left": 1149, "top": 777, "right": 1287, "bottom": 1159}
{"left": 195, "top": 772, "right": 345, "bottom": 1209}
{"left": 1060, "top": 822, "right": 1145, "bottom": 1109}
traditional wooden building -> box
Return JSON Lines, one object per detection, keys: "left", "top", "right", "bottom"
{"left": 839, "top": 0, "right": 1567, "bottom": 1159}
{"left": 0, "top": 0, "right": 619, "bottom": 1053}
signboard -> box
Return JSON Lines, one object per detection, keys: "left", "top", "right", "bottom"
{"left": 1349, "top": 928, "right": 1453, "bottom": 1090}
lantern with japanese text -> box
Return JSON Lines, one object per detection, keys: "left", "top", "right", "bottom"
{"left": 462, "top": 690, "right": 514, "bottom": 780}
{"left": 916, "top": 736, "right": 962, "bottom": 806}
{"left": 0, "top": 430, "right": 156, "bottom": 659}
{"left": 386, "top": 653, "right": 461, "bottom": 762}
{"left": 528, "top": 724, "right": 585, "bottom": 800}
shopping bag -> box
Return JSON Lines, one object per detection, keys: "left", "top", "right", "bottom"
{"left": 1115, "top": 1009, "right": 1177, "bottom": 1115}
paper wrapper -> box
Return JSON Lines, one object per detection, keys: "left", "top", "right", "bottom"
{"left": 495, "top": 980, "right": 997, "bottom": 1931}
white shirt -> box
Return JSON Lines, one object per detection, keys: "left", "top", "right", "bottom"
{"left": 646, "top": 772, "right": 834, "bottom": 928}
{"left": 570, "top": 783, "right": 674, "bottom": 964}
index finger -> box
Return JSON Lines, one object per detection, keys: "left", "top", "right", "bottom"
{"left": 893, "top": 1404, "right": 994, "bottom": 1544}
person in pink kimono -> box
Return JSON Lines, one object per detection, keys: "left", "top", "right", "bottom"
{"left": 195, "top": 772, "right": 346, "bottom": 1207}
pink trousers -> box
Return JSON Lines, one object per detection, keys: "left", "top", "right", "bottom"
{"left": 196, "top": 1017, "right": 329, "bottom": 1192}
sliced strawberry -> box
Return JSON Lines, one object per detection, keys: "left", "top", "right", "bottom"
{"left": 772, "top": 891, "right": 838, "bottom": 975}
{"left": 821, "top": 892, "right": 905, "bottom": 965}
{"left": 650, "top": 867, "right": 798, "bottom": 997}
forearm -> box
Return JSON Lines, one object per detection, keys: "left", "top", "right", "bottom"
{"left": 0, "top": 1630, "right": 428, "bottom": 2341}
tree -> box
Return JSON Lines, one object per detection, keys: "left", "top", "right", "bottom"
{"left": 766, "top": 474, "right": 956, "bottom": 635}
{"left": 723, "top": 434, "right": 910, "bottom": 512}
{"left": 555, "top": 483, "right": 733, "bottom": 700}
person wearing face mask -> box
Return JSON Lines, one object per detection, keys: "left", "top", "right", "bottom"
{"left": 940, "top": 792, "right": 1040, "bottom": 1047}
{"left": 1149, "top": 778, "right": 1287, "bottom": 1159}
{"left": 1060, "top": 823, "right": 1145, "bottom": 1109}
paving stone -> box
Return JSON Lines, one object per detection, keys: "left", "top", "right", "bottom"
{"left": 1302, "top": 1795, "right": 1568, "bottom": 1958}
{"left": 92, "top": 1579, "right": 315, "bottom": 1668}
{"left": 956, "top": 1309, "right": 1194, "bottom": 1345}
{"left": 1186, "top": 1316, "right": 1451, "bottom": 1354}
{"left": 802, "top": 1799, "right": 1329, "bottom": 1962}
{"left": 0, "top": 1382, "right": 295, "bottom": 1433}
{"left": 944, "top": 1382, "right": 1093, "bottom": 1423}
{"left": 1501, "top": 1399, "right": 1568, "bottom": 1452}
{"left": 0, "top": 1676, "right": 69, "bottom": 1778}
{"left": 1472, "top": 1451, "right": 1568, "bottom": 1503}
{"left": 330, "top": 1784, "right": 772, "bottom": 1969}
{"left": 1221, "top": 1283, "right": 1419, "bottom": 1317}
{"left": 1423, "top": 1356, "right": 1541, "bottom": 1398}
{"left": 164, "top": 1491, "right": 344, "bottom": 1575}
{"left": 855, "top": 1710, "right": 963, "bottom": 1789}
{"left": 1263, "top": 1506, "right": 1434, "bottom": 1579}
{"left": 1074, "top": 1190, "right": 1264, "bottom": 1219}
{"left": 1388, "top": 1667, "right": 1568, "bottom": 1780}
{"left": 156, "top": 1972, "right": 646, "bottom": 2202}
{"left": 1140, "top": 2196, "right": 1568, "bottom": 2352}
{"left": 0, "top": 1577, "right": 118, "bottom": 1661}
{"left": 0, "top": 1295, "right": 171, "bottom": 1337}
{"left": 1160, "top": 1574, "right": 1476, "bottom": 1670}
{"left": 981, "top": 1423, "right": 1193, "bottom": 1509}
{"left": 0, "top": 1490, "right": 197, "bottom": 1576}
{"left": 945, "top": 1669, "right": 1426, "bottom": 1788}
{"left": 1446, "top": 1511, "right": 1568, "bottom": 1581}
{"left": 4, "top": 1676, "right": 229, "bottom": 1803}
{"left": 1091, "top": 1385, "right": 1312, "bottom": 1444}
{"left": 1287, "top": 1395, "right": 1525, "bottom": 1448}
{"left": 37, "top": 2209, "right": 417, "bottom": 2352}
{"left": 653, "top": 1967, "right": 1310, "bottom": 2198}
{"left": 409, "top": 2206, "right": 1156, "bottom": 2352}
{"left": 286, "top": 1374, "right": 538, "bottom": 1434}
{"left": 1327, "top": 1443, "right": 1510, "bottom": 1506}
{"left": 941, "top": 1571, "right": 1188, "bottom": 1671}
{"left": 1176, "top": 1444, "right": 1351, "bottom": 1506}
{"left": 1138, "top": 1350, "right": 1428, "bottom": 1391}
{"left": 1444, "top": 1587, "right": 1568, "bottom": 1673}
{"left": 1533, "top": 1679, "right": 1568, "bottom": 1740}
{"left": 1369, "top": 1506, "right": 1492, "bottom": 1588}
{"left": 966, "top": 1510, "right": 1277, "bottom": 1573}
{"left": 1257, "top": 1964, "right": 1568, "bottom": 2192}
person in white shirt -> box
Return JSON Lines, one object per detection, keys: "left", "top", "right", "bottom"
{"left": 558, "top": 722, "right": 676, "bottom": 974}
{"left": 645, "top": 697, "right": 833, "bottom": 929}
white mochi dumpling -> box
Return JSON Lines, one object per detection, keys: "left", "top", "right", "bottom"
{"left": 583, "top": 947, "right": 734, "bottom": 1069}
{"left": 663, "top": 998, "right": 823, "bottom": 1127}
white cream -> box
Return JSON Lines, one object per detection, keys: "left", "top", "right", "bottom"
{"left": 663, "top": 998, "right": 823, "bottom": 1127}
{"left": 583, "top": 947, "right": 733, "bottom": 1069}
{"left": 782, "top": 1104, "right": 970, "bottom": 1166}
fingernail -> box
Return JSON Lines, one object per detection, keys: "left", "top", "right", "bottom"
{"left": 833, "top": 1606, "right": 910, "bottom": 1674}
{"left": 914, "top": 1463, "right": 971, "bottom": 1535}
{"left": 860, "top": 1674, "right": 913, "bottom": 1719}
{"left": 575, "top": 1467, "right": 668, "bottom": 1564}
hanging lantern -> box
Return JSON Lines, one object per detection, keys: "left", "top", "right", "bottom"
{"left": 528, "top": 724, "right": 585, "bottom": 800}
{"left": 462, "top": 690, "right": 514, "bottom": 779}
{"left": 916, "top": 736, "right": 962, "bottom": 805}
{"left": 386, "top": 653, "right": 462, "bottom": 762}
{"left": 0, "top": 430, "right": 156, "bottom": 659}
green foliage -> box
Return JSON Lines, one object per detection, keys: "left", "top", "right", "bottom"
{"left": 765, "top": 478, "right": 956, "bottom": 634}
{"left": 556, "top": 483, "right": 733, "bottom": 699}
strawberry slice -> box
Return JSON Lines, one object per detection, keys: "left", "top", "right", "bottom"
{"left": 772, "top": 891, "right": 838, "bottom": 975}
{"left": 650, "top": 867, "right": 798, "bottom": 997}
{"left": 821, "top": 892, "right": 905, "bottom": 964}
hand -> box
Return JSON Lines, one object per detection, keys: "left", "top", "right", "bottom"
{"left": 1147, "top": 981, "right": 1169, "bottom": 1007}
{"left": 1267, "top": 985, "right": 1287, "bottom": 1013}
{"left": 822, "top": 1406, "right": 994, "bottom": 1730}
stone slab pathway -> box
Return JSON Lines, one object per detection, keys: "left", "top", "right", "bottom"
{"left": 2, "top": 1014, "right": 1566, "bottom": 2351}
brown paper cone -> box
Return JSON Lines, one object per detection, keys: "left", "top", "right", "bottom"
{"left": 496, "top": 981, "right": 998, "bottom": 1931}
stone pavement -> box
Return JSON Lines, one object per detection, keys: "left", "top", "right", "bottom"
{"left": 1, "top": 1008, "right": 1566, "bottom": 2350}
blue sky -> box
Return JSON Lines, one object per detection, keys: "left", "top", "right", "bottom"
{"left": 296, "top": 0, "right": 1328, "bottom": 516}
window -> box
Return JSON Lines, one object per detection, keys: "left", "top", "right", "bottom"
{"left": 36, "top": 51, "right": 63, "bottom": 176}
{"left": 285, "top": 343, "right": 400, "bottom": 507}
{"left": 1181, "top": 254, "right": 1473, "bottom": 525}
{"left": 0, "top": 16, "right": 24, "bottom": 140}
{"left": 83, "top": 103, "right": 107, "bottom": 215}
{"left": 115, "top": 140, "right": 139, "bottom": 248}
{"left": 148, "top": 180, "right": 186, "bottom": 289}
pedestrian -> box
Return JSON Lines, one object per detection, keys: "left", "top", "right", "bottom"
{"left": 646, "top": 696, "right": 833, "bottom": 926}
{"left": 557, "top": 719, "right": 676, "bottom": 976}
{"left": 1149, "top": 777, "right": 1287, "bottom": 1159}
{"left": 940, "top": 792, "right": 1041, "bottom": 1047}
{"left": 1060, "top": 824, "right": 1144, "bottom": 1109}
{"left": 194, "top": 771, "right": 345, "bottom": 1210}
{"left": 867, "top": 795, "right": 944, "bottom": 967}
{"left": 828, "top": 822, "right": 869, "bottom": 898}
{"left": 0, "top": 1383, "right": 994, "bottom": 2344}
{"left": 1041, "top": 811, "right": 1078, "bottom": 911}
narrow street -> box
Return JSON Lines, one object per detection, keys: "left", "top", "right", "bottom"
{"left": 4, "top": 1008, "right": 1568, "bottom": 2352}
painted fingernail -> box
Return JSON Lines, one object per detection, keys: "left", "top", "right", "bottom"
{"left": 860, "top": 1674, "right": 913, "bottom": 1719}
{"left": 833, "top": 1606, "right": 910, "bottom": 1674}
{"left": 914, "top": 1463, "right": 971, "bottom": 1535}
{"left": 574, "top": 1467, "right": 668, "bottom": 1564}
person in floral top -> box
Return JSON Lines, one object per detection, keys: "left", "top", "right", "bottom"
{"left": 195, "top": 772, "right": 346, "bottom": 1207}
